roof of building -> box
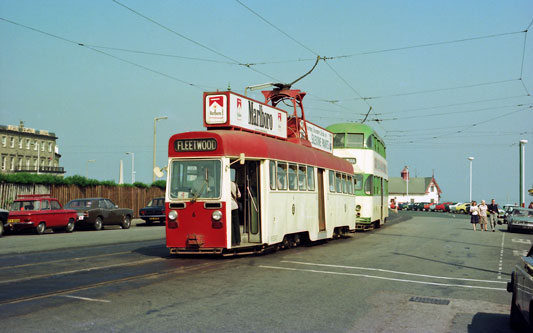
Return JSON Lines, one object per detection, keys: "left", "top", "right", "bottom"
{"left": 389, "top": 176, "right": 442, "bottom": 194}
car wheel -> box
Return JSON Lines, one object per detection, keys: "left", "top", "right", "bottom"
{"left": 65, "top": 218, "right": 75, "bottom": 233}
{"left": 122, "top": 215, "right": 131, "bottom": 229}
{"left": 510, "top": 280, "right": 522, "bottom": 329}
{"left": 36, "top": 222, "right": 46, "bottom": 235}
{"left": 459, "top": 209, "right": 465, "bottom": 214}
{"left": 93, "top": 217, "right": 103, "bottom": 231}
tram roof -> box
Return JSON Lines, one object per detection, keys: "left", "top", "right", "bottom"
{"left": 168, "top": 130, "right": 353, "bottom": 173}
{"left": 326, "top": 123, "right": 384, "bottom": 144}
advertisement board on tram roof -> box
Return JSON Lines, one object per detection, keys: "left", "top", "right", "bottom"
{"left": 204, "top": 91, "right": 288, "bottom": 140}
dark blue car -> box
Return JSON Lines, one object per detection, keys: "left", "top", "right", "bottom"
{"left": 139, "top": 197, "right": 165, "bottom": 225}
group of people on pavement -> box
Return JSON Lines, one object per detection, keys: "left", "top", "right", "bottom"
{"left": 470, "top": 199, "right": 499, "bottom": 231}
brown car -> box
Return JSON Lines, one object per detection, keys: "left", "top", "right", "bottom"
{"left": 65, "top": 198, "right": 133, "bottom": 230}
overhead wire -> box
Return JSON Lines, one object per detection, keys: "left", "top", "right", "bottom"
{"left": 0, "top": 17, "right": 212, "bottom": 90}
{"left": 111, "top": 0, "right": 280, "bottom": 82}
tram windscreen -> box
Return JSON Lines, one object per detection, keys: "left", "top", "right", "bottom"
{"left": 169, "top": 160, "right": 221, "bottom": 199}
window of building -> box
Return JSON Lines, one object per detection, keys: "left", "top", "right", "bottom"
{"left": 49, "top": 143, "right": 52, "bottom": 152}
{"left": 1, "top": 136, "right": 6, "bottom": 147}
{"left": 41, "top": 141, "right": 45, "bottom": 151}
{"left": 10, "top": 157, "right": 15, "bottom": 170}
{"left": 431, "top": 185, "right": 435, "bottom": 192}
{"left": 34, "top": 142, "right": 38, "bottom": 151}
{"left": 18, "top": 158, "right": 23, "bottom": 170}
{"left": 18, "top": 138, "right": 23, "bottom": 149}
{"left": 26, "top": 139, "right": 30, "bottom": 150}
{"left": 10, "top": 137, "right": 14, "bottom": 148}
{"left": 1, "top": 156, "right": 6, "bottom": 170}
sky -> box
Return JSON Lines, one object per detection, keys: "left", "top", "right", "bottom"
{"left": 1, "top": 0, "right": 532, "bottom": 205}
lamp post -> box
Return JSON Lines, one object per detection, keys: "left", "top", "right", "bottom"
{"left": 468, "top": 157, "right": 474, "bottom": 202}
{"left": 125, "top": 152, "right": 135, "bottom": 184}
{"left": 519, "top": 140, "right": 528, "bottom": 207}
{"left": 153, "top": 116, "right": 168, "bottom": 182}
{"left": 86, "top": 159, "right": 96, "bottom": 178}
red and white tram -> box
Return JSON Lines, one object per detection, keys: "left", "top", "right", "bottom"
{"left": 165, "top": 88, "right": 356, "bottom": 255}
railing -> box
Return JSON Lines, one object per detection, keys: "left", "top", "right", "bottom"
{"left": 13, "top": 166, "right": 65, "bottom": 174}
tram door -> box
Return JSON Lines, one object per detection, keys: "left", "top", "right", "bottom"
{"left": 380, "top": 178, "right": 384, "bottom": 224}
{"left": 317, "top": 169, "right": 326, "bottom": 231}
{"left": 242, "top": 161, "right": 261, "bottom": 243}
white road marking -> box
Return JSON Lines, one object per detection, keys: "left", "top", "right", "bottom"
{"left": 281, "top": 260, "right": 506, "bottom": 284}
{"left": 513, "top": 250, "right": 528, "bottom": 256}
{"left": 60, "top": 295, "right": 111, "bottom": 303}
{"left": 512, "top": 238, "right": 532, "bottom": 244}
{"left": 260, "top": 265, "right": 507, "bottom": 291}
{"left": 498, "top": 232, "right": 505, "bottom": 280}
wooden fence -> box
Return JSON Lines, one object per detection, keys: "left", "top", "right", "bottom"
{"left": 0, "top": 183, "right": 164, "bottom": 217}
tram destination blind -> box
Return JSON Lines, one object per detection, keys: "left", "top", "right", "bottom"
{"left": 175, "top": 138, "right": 217, "bottom": 152}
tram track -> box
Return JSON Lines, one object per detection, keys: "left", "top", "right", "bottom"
{"left": 0, "top": 260, "right": 216, "bottom": 306}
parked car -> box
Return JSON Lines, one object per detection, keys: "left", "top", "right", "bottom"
{"left": 455, "top": 202, "right": 471, "bottom": 214}
{"left": 428, "top": 203, "right": 437, "bottom": 212}
{"left": 398, "top": 203, "right": 409, "bottom": 210}
{"left": 0, "top": 208, "right": 8, "bottom": 236}
{"left": 435, "top": 202, "right": 453, "bottom": 212}
{"left": 139, "top": 197, "right": 165, "bottom": 225}
{"left": 503, "top": 205, "right": 520, "bottom": 224}
{"left": 449, "top": 202, "right": 463, "bottom": 213}
{"left": 506, "top": 207, "right": 533, "bottom": 233}
{"left": 413, "top": 202, "right": 427, "bottom": 211}
{"left": 507, "top": 244, "right": 533, "bottom": 330}
{"left": 407, "top": 203, "right": 416, "bottom": 211}
{"left": 65, "top": 198, "right": 133, "bottom": 230}
{"left": 6, "top": 194, "right": 77, "bottom": 234}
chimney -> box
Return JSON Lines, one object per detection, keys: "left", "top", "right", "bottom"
{"left": 401, "top": 166, "right": 409, "bottom": 181}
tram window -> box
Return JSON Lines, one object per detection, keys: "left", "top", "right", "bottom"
{"left": 366, "top": 135, "right": 373, "bottom": 149}
{"left": 333, "top": 133, "right": 345, "bottom": 148}
{"left": 364, "top": 176, "right": 372, "bottom": 195}
{"left": 329, "top": 171, "right": 335, "bottom": 192}
{"left": 269, "top": 160, "right": 276, "bottom": 190}
{"left": 288, "top": 164, "right": 298, "bottom": 191}
{"left": 335, "top": 172, "right": 342, "bottom": 193}
{"left": 342, "top": 174, "right": 347, "bottom": 193}
{"left": 347, "top": 175, "right": 353, "bottom": 194}
{"left": 346, "top": 133, "right": 364, "bottom": 148}
{"left": 298, "top": 165, "right": 307, "bottom": 191}
{"left": 277, "top": 162, "right": 288, "bottom": 190}
{"left": 307, "top": 166, "right": 315, "bottom": 191}
{"left": 354, "top": 174, "right": 363, "bottom": 192}
{"left": 169, "top": 159, "right": 221, "bottom": 199}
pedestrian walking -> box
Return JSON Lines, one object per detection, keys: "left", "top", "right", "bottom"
{"left": 488, "top": 199, "right": 499, "bottom": 232}
{"left": 470, "top": 201, "right": 480, "bottom": 231}
{"left": 479, "top": 200, "right": 488, "bottom": 231}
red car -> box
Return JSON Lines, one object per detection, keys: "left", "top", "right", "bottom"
{"left": 435, "top": 202, "right": 452, "bottom": 212}
{"left": 6, "top": 194, "right": 78, "bottom": 234}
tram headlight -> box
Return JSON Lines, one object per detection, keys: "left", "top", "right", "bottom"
{"left": 168, "top": 210, "right": 178, "bottom": 221}
{"left": 212, "top": 210, "right": 222, "bottom": 221}
{"left": 356, "top": 205, "right": 362, "bottom": 212}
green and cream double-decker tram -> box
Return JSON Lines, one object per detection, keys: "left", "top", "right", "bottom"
{"left": 327, "top": 123, "right": 388, "bottom": 230}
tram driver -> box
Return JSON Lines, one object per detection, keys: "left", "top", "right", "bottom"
{"left": 191, "top": 166, "right": 214, "bottom": 197}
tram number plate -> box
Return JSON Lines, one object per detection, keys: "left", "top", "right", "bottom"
{"left": 8, "top": 218, "right": 20, "bottom": 223}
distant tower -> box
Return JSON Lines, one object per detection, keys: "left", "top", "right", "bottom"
{"left": 401, "top": 166, "right": 409, "bottom": 181}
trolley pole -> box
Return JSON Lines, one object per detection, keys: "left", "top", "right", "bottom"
{"left": 519, "top": 140, "right": 527, "bottom": 207}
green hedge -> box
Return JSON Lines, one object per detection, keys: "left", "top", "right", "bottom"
{"left": 0, "top": 173, "right": 166, "bottom": 189}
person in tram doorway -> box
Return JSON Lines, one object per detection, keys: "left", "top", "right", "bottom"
{"left": 478, "top": 200, "right": 488, "bottom": 231}
{"left": 488, "top": 199, "right": 499, "bottom": 231}
{"left": 231, "top": 170, "right": 241, "bottom": 246}
{"left": 470, "top": 200, "right": 480, "bottom": 231}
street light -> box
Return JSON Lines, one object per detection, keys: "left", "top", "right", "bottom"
{"left": 468, "top": 157, "right": 474, "bottom": 202}
{"left": 86, "top": 159, "right": 96, "bottom": 178}
{"left": 125, "top": 152, "right": 135, "bottom": 184}
{"left": 153, "top": 116, "right": 168, "bottom": 182}
{"left": 519, "top": 139, "right": 528, "bottom": 207}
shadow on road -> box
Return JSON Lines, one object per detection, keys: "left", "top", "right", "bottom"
{"left": 465, "top": 312, "right": 513, "bottom": 333}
